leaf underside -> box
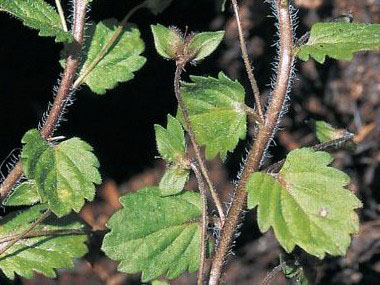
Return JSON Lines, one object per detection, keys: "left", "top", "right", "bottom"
{"left": 102, "top": 187, "right": 204, "bottom": 282}
{"left": 0, "top": 204, "right": 88, "bottom": 279}
{"left": 178, "top": 72, "right": 247, "bottom": 161}
{"left": 247, "top": 148, "right": 362, "bottom": 258}
{"left": 296, "top": 22, "right": 380, "bottom": 63}
{"left": 0, "top": 0, "right": 73, "bottom": 42}
{"left": 20, "top": 129, "right": 101, "bottom": 217}
{"left": 79, "top": 19, "right": 146, "bottom": 94}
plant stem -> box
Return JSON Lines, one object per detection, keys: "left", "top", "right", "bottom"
{"left": 208, "top": 1, "right": 294, "bottom": 283}
{"left": 191, "top": 162, "right": 208, "bottom": 285}
{"left": 0, "top": 209, "right": 51, "bottom": 257}
{"left": 72, "top": 2, "right": 146, "bottom": 89}
{"left": 265, "top": 134, "right": 355, "bottom": 173}
{"left": 231, "top": 0, "right": 264, "bottom": 125}
{"left": 174, "top": 64, "right": 226, "bottom": 225}
{"left": 55, "top": 0, "right": 68, "bottom": 32}
{"left": 0, "top": 0, "right": 88, "bottom": 202}
{"left": 0, "top": 228, "right": 88, "bottom": 244}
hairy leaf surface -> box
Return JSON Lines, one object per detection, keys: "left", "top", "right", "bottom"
{"left": 154, "top": 115, "right": 186, "bottom": 163}
{"left": 102, "top": 187, "right": 204, "bottom": 282}
{"left": 20, "top": 129, "right": 101, "bottom": 217}
{"left": 314, "top": 120, "right": 348, "bottom": 143}
{"left": 5, "top": 181, "right": 40, "bottom": 206}
{"left": 151, "top": 24, "right": 183, "bottom": 60}
{"left": 247, "top": 148, "right": 362, "bottom": 258}
{"left": 159, "top": 166, "right": 189, "bottom": 196}
{"left": 295, "top": 22, "right": 380, "bottom": 63}
{"left": 188, "top": 31, "right": 224, "bottom": 62}
{"left": 178, "top": 72, "right": 247, "bottom": 160}
{"left": 0, "top": 204, "right": 88, "bottom": 279}
{"left": 0, "top": 0, "right": 73, "bottom": 42}
{"left": 79, "top": 19, "right": 146, "bottom": 94}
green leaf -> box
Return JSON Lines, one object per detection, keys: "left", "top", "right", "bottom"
{"left": 4, "top": 181, "right": 40, "bottom": 206}
{"left": 246, "top": 148, "right": 362, "bottom": 258}
{"left": 79, "top": 19, "right": 146, "bottom": 94}
{"left": 151, "top": 24, "right": 184, "bottom": 60}
{"left": 314, "top": 120, "right": 347, "bottom": 143}
{"left": 154, "top": 115, "right": 186, "bottom": 163}
{"left": 159, "top": 166, "right": 189, "bottom": 196}
{"left": 178, "top": 72, "right": 247, "bottom": 161}
{"left": 0, "top": 204, "right": 88, "bottom": 279}
{"left": 145, "top": 0, "right": 173, "bottom": 15}
{"left": 188, "top": 31, "right": 224, "bottom": 62}
{"left": 295, "top": 22, "right": 380, "bottom": 63}
{"left": 20, "top": 129, "right": 102, "bottom": 217}
{"left": 102, "top": 187, "right": 204, "bottom": 282}
{"left": 0, "top": 0, "right": 73, "bottom": 43}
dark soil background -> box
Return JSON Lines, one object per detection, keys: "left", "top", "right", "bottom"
{"left": 0, "top": 0, "right": 379, "bottom": 284}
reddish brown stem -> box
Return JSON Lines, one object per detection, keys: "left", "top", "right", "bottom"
{"left": 208, "top": 1, "right": 294, "bottom": 283}
{"left": 0, "top": 0, "right": 88, "bottom": 201}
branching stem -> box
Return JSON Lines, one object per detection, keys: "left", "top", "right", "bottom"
{"left": 0, "top": 0, "right": 88, "bottom": 202}
{"left": 231, "top": 0, "right": 264, "bottom": 124}
{"left": 209, "top": 1, "right": 294, "bottom": 283}
{"left": 174, "top": 64, "right": 226, "bottom": 226}
{"left": 0, "top": 209, "right": 51, "bottom": 257}
{"left": 191, "top": 162, "right": 208, "bottom": 285}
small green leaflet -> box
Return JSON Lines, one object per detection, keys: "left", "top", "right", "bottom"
{"left": 151, "top": 24, "right": 184, "bottom": 60}
{"left": 246, "top": 148, "right": 362, "bottom": 258}
{"left": 295, "top": 22, "right": 380, "bottom": 63}
{"left": 178, "top": 72, "right": 247, "bottom": 161}
{"left": 144, "top": 0, "right": 173, "bottom": 15}
{"left": 155, "top": 115, "right": 189, "bottom": 196}
{"left": 159, "top": 166, "right": 189, "bottom": 196}
{"left": 0, "top": 204, "right": 88, "bottom": 279}
{"left": 102, "top": 187, "right": 205, "bottom": 282}
{"left": 188, "top": 31, "right": 225, "bottom": 62}
{"left": 0, "top": 0, "right": 73, "bottom": 43}
{"left": 154, "top": 115, "right": 186, "bottom": 163}
{"left": 314, "top": 120, "right": 348, "bottom": 143}
{"left": 151, "top": 24, "right": 224, "bottom": 63}
{"left": 4, "top": 181, "right": 40, "bottom": 206}
{"left": 20, "top": 129, "right": 102, "bottom": 217}
{"left": 79, "top": 19, "right": 146, "bottom": 94}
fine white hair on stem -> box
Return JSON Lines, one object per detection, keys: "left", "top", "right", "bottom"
{"left": 0, "top": 149, "right": 21, "bottom": 183}
{"left": 261, "top": 0, "right": 297, "bottom": 166}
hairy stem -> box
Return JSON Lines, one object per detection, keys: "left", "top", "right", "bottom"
{"left": 231, "top": 0, "right": 264, "bottom": 124}
{"left": 55, "top": 0, "right": 68, "bottom": 32}
{"left": 0, "top": 209, "right": 51, "bottom": 257}
{"left": 191, "top": 162, "right": 208, "bottom": 285}
{"left": 209, "top": 1, "right": 294, "bottom": 283}
{"left": 0, "top": 0, "right": 88, "bottom": 202}
{"left": 72, "top": 2, "right": 146, "bottom": 89}
{"left": 266, "top": 133, "right": 355, "bottom": 173}
{"left": 174, "top": 64, "right": 226, "bottom": 225}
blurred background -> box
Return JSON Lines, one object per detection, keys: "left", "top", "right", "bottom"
{"left": 0, "top": 0, "right": 379, "bottom": 284}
